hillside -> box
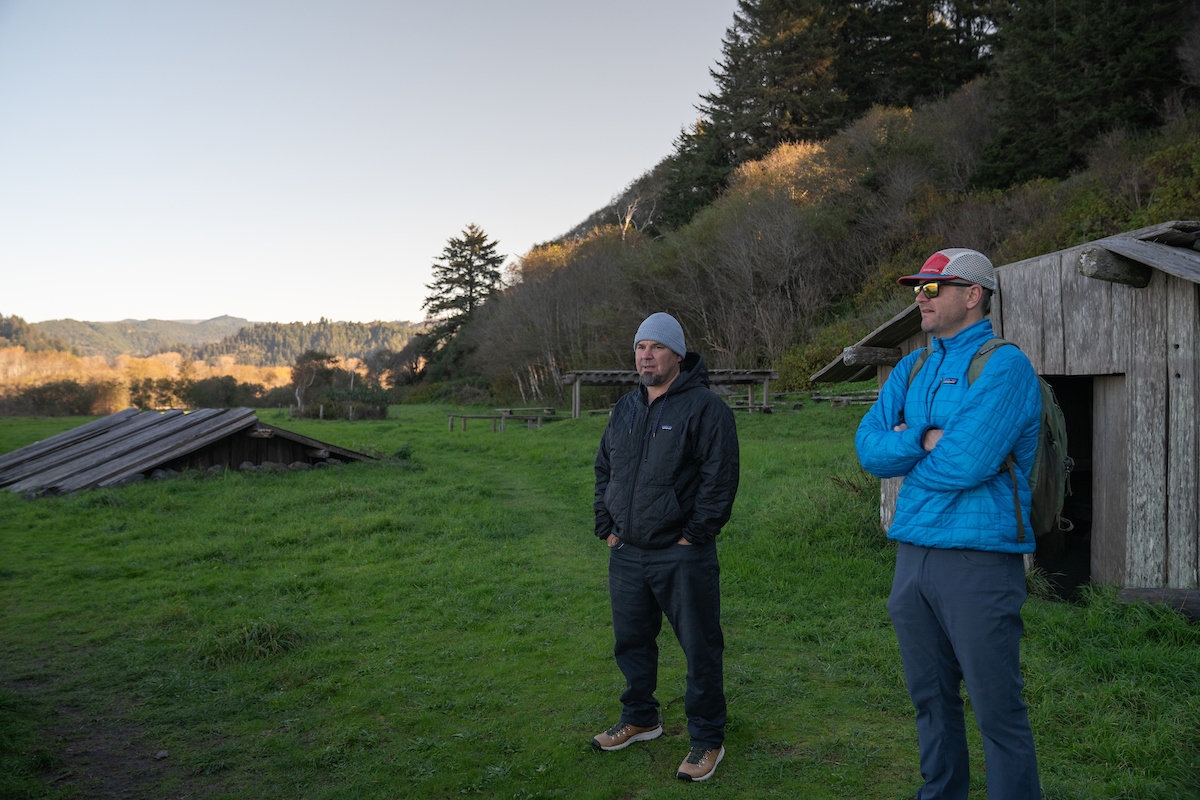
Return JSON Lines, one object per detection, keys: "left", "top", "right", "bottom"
{"left": 34, "top": 315, "right": 252, "bottom": 359}
{"left": 189, "top": 318, "right": 422, "bottom": 367}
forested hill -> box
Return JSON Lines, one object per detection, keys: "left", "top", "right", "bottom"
{"left": 189, "top": 319, "right": 422, "bottom": 367}
{"left": 32, "top": 315, "right": 252, "bottom": 359}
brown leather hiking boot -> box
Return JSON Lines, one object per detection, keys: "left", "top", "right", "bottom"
{"left": 676, "top": 745, "right": 725, "bottom": 781}
{"left": 590, "top": 721, "right": 663, "bottom": 751}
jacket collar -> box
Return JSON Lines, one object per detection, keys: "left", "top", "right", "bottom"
{"left": 932, "top": 317, "right": 995, "bottom": 355}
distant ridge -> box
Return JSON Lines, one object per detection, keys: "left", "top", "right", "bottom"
{"left": 33, "top": 316, "right": 254, "bottom": 359}
{"left": 25, "top": 316, "right": 423, "bottom": 366}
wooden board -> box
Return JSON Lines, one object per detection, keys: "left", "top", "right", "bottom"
{"left": 0, "top": 408, "right": 140, "bottom": 471}
{"left": 1041, "top": 252, "right": 1066, "bottom": 373}
{"left": 881, "top": 477, "right": 903, "bottom": 532}
{"left": 1167, "top": 278, "right": 1199, "bottom": 589}
{"left": 4, "top": 410, "right": 190, "bottom": 491}
{"left": 1063, "top": 247, "right": 1116, "bottom": 374}
{"left": 1092, "top": 375, "right": 1128, "bottom": 585}
{"left": 1126, "top": 270, "right": 1169, "bottom": 586}
{"left": 999, "top": 258, "right": 1046, "bottom": 370}
{"left": 1101, "top": 237, "right": 1200, "bottom": 284}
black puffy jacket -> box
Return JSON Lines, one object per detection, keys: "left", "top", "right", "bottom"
{"left": 594, "top": 352, "right": 740, "bottom": 549}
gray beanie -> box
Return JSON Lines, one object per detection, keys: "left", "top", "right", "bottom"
{"left": 634, "top": 312, "right": 686, "bottom": 356}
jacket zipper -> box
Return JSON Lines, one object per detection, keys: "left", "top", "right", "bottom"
{"left": 623, "top": 396, "right": 656, "bottom": 543}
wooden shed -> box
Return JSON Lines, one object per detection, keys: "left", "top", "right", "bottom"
{"left": 0, "top": 407, "right": 375, "bottom": 496}
{"left": 812, "top": 221, "right": 1200, "bottom": 591}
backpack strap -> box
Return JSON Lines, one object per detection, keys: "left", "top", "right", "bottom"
{"left": 905, "top": 346, "right": 932, "bottom": 388}
{"left": 1003, "top": 453, "right": 1026, "bottom": 544}
{"left": 966, "top": 337, "right": 1013, "bottom": 386}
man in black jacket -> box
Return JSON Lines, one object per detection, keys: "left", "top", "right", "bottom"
{"left": 590, "top": 312, "right": 740, "bottom": 783}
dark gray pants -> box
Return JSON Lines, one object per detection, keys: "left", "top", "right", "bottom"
{"left": 888, "top": 542, "right": 1040, "bottom": 800}
{"left": 608, "top": 539, "right": 725, "bottom": 748}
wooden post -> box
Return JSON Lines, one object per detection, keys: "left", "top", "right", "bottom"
{"left": 319, "top": 404, "right": 324, "bottom": 420}
{"left": 448, "top": 415, "right": 453, "bottom": 432}
{"left": 492, "top": 417, "right": 497, "bottom": 433}
{"left": 762, "top": 377, "right": 770, "bottom": 410}
{"left": 573, "top": 376, "right": 582, "bottom": 419}
{"left": 747, "top": 383, "right": 754, "bottom": 410}
{"left": 500, "top": 416, "right": 506, "bottom": 433}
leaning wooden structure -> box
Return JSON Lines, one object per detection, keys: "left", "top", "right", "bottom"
{"left": 0, "top": 407, "right": 375, "bottom": 496}
{"left": 812, "top": 221, "right": 1200, "bottom": 591}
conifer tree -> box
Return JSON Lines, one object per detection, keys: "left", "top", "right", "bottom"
{"left": 973, "top": 0, "right": 1188, "bottom": 188}
{"left": 657, "top": 0, "right": 995, "bottom": 229}
{"left": 423, "top": 224, "right": 504, "bottom": 340}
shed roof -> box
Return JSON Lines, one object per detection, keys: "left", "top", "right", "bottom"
{"left": 0, "top": 408, "right": 375, "bottom": 496}
{"left": 810, "top": 221, "right": 1200, "bottom": 383}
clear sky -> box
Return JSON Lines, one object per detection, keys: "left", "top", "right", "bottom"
{"left": 0, "top": 0, "right": 737, "bottom": 325}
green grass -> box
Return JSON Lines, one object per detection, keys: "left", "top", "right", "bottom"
{"left": 1, "top": 405, "right": 1198, "bottom": 798}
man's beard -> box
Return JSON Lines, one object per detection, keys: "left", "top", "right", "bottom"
{"left": 639, "top": 371, "right": 666, "bottom": 387}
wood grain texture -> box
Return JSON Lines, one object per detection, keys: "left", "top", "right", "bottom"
{"left": 1063, "top": 249, "right": 1116, "bottom": 374}
{"left": 1167, "top": 278, "right": 1199, "bottom": 588}
{"left": 1126, "top": 271, "right": 1169, "bottom": 587}
{"left": 1092, "top": 376, "right": 1128, "bottom": 585}
{"left": 1041, "top": 252, "right": 1066, "bottom": 373}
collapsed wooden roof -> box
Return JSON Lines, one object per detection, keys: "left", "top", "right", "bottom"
{"left": 0, "top": 407, "right": 375, "bottom": 496}
{"left": 810, "top": 220, "right": 1200, "bottom": 384}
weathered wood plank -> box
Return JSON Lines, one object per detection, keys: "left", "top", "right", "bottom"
{"left": 1111, "top": 281, "right": 1133, "bottom": 372}
{"left": 881, "top": 477, "right": 903, "bottom": 532}
{"left": 1100, "top": 238, "right": 1200, "bottom": 285}
{"left": 842, "top": 345, "right": 903, "bottom": 367}
{"left": 992, "top": 271, "right": 1005, "bottom": 336}
{"left": 1167, "top": 277, "right": 1199, "bottom": 589}
{"left": 1063, "top": 247, "right": 1114, "bottom": 374}
{"left": 74, "top": 410, "right": 260, "bottom": 493}
{"left": 1041, "top": 252, "right": 1066, "bottom": 373}
{"left": 999, "top": 259, "right": 1046, "bottom": 371}
{"left": 3, "top": 411, "right": 189, "bottom": 490}
{"left": 1126, "top": 270, "right": 1169, "bottom": 587}
{"left": 1092, "top": 375, "right": 1128, "bottom": 585}
{"left": 1077, "top": 246, "right": 1153, "bottom": 287}
{"left": 1127, "top": 219, "right": 1200, "bottom": 246}
{"left": 0, "top": 408, "right": 140, "bottom": 471}
{"left": 1115, "top": 587, "right": 1200, "bottom": 622}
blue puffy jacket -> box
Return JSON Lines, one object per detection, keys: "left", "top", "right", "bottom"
{"left": 855, "top": 318, "right": 1041, "bottom": 553}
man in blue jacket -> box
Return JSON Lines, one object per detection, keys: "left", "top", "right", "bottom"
{"left": 856, "top": 249, "right": 1041, "bottom": 799}
{"left": 591, "top": 312, "right": 740, "bottom": 783}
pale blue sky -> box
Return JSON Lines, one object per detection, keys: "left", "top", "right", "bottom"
{"left": 0, "top": 0, "right": 737, "bottom": 325}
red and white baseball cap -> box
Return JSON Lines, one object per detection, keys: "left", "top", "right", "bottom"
{"left": 898, "top": 248, "right": 996, "bottom": 291}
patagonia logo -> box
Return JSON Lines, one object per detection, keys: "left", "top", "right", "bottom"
{"left": 942, "top": 378, "right": 958, "bottom": 385}
{"left": 660, "top": 425, "right": 673, "bottom": 431}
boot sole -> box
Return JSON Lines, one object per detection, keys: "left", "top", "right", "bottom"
{"left": 591, "top": 725, "right": 663, "bottom": 751}
{"left": 676, "top": 746, "right": 725, "bottom": 781}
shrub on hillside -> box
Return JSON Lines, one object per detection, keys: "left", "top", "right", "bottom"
{"left": 0, "top": 379, "right": 126, "bottom": 416}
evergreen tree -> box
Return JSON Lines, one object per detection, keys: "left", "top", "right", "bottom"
{"left": 423, "top": 224, "right": 505, "bottom": 340}
{"left": 837, "top": 0, "right": 995, "bottom": 118}
{"left": 659, "top": 0, "right": 845, "bottom": 229}
{"left": 657, "top": 0, "right": 995, "bottom": 229}
{"left": 973, "top": 0, "right": 1189, "bottom": 188}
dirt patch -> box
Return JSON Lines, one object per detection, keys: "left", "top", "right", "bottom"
{"left": 6, "top": 679, "right": 220, "bottom": 799}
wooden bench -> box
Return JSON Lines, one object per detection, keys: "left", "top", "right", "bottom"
{"left": 448, "top": 414, "right": 504, "bottom": 432}
{"left": 448, "top": 414, "right": 551, "bottom": 432}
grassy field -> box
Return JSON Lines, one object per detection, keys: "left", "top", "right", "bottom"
{"left": 0, "top": 405, "right": 1197, "bottom": 799}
